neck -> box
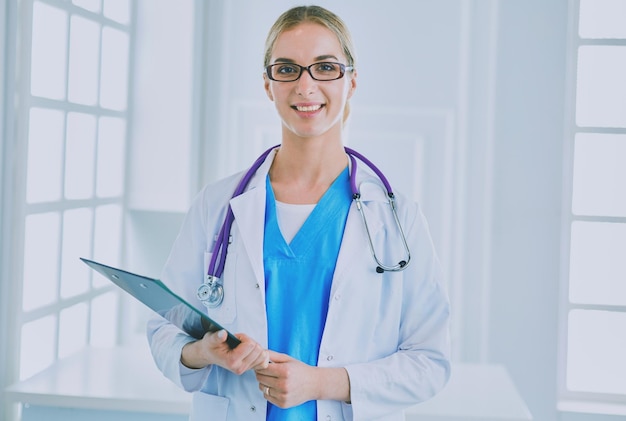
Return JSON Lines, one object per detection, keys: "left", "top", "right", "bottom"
{"left": 269, "top": 138, "right": 348, "bottom": 204}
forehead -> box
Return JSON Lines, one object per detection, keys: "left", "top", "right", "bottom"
{"left": 271, "top": 22, "right": 345, "bottom": 63}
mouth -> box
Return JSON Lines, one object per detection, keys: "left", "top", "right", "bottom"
{"left": 292, "top": 104, "right": 324, "bottom": 112}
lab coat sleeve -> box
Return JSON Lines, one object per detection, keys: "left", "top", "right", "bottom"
{"left": 146, "top": 187, "right": 217, "bottom": 392}
{"left": 345, "top": 205, "right": 451, "bottom": 419}
{"left": 146, "top": 317, "right": 210, "bottom": 391}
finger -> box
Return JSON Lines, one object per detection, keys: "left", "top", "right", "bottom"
{"left": 230, "top": 334, "right": 257, "bottom": 355}
{"left": 267, "top": 350, "right": 290, "bottom": 363}
{"left": 259, "top": 383, "right": 277, "bottom": 403}
{"left": 255, "top": 369, "right": 267, "bottom": 381}
{"left": 258, "top": 383, "right": 268, "bottom": 394}
{"left": 239, "top": 344, "right": 265, "bottom": 370}
{"left": 250, "top": 349, "right": 270, "bottom": 370}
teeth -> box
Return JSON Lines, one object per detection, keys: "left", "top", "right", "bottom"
{"left": 296, "top": 105, "right": 322, "bottom": 112}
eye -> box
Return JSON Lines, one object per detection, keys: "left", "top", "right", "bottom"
{"left": 314, "top": 62, "right": 339, "bottom": 73}
{"left": 276, "top": 64, "right": 299, "bottom": 75}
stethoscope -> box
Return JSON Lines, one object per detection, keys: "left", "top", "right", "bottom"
{"left": 197, "top": 145, "right": 411, "bottom": 309}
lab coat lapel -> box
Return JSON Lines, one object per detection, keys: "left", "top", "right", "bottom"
{"left": 229, "top": 151, "right": 276, "bottom": 289}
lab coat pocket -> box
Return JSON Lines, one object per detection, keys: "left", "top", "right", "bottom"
{"left": 203, "top": 251, "right": 237, "bottom": 324}
{"left": 190, "top": 391, "right": 230, "bottom": 421}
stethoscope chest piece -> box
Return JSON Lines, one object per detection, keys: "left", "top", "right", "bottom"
{"left": 197, "top": 275, "right": 224, "bottom": 308}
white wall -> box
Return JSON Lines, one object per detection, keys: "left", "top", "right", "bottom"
{"left": 124, "top": 0, "right": 198, "bottom": 279}
{"left": 488, "top": 1, "right": 567, "bottom": 420}
{"left": 127, "top": 0, "right": 196, "bottom": 213}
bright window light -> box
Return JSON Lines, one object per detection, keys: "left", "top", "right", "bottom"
{"left": 65, "top": 112, "right": 97, "bottom": 200}
{"left": 99, "top": 26, "right": 129, "bottom": 111}
{"left": 60, "top": 208, "right": 93, "bottom": 298}
{"left": 93, "top": 204, "right": 122, "bottom": 276}
{"left": 569, "top": 221, "right": 626, "bottom": 306}
{"left": 90, "top": 291, "right": 119, "bottom": 347}
{"left": 572, "top": 133, "right": 626, "bottom": 217}
{"left": 20, "top": 315, "right": 56, "bottom": 380}
{"left": 68, "top": 15, "right": 101, "bottom": 105}
{"left": 30, "top": 1, "right": 68, "bottom": 99}
{"left": 72, "top": 0, "right": 101, "bottom": 14}
{"left": 103, "top": 0, "right": 131, "bottom": 25}
{"left": 579, "top": 0, "right": 626, "bottom": 39}
{"left": 576, "top": 46, "right": 626, "bottom": 128}
{"left": 58, "top": 303, "right": 89, "bottom": 358}
{"left": 567, "top": 310, "right": 626, "bottom": 394}
{"left": 22, "top": 212, "right": 60, "bottom": 312}
{"left": 26, "top": 108, "right": 65, "bottom": 203}
{"left": 96, "top": 116, "right": 126, "bottom": 197}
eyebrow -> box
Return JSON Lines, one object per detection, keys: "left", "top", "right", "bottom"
{"left": 273, "top": 54, "right": 340, "bottom": 64}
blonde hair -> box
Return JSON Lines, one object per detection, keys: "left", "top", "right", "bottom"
{"left": 264, "top": 5, "right": 357, "bottom": 123}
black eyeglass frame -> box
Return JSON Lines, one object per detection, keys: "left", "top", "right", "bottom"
{"left": 265, "top": 61, "right": 354, "bottom": 82}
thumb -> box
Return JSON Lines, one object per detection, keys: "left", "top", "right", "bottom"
{"left": 210, "top": 329, "right": 227, "bottom": 344}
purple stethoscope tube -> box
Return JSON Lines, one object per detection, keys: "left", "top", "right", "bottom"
{"left": 197, "top": 145, "right": 411, "bottom": 309}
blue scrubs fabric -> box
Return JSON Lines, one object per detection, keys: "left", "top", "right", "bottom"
{"left": 264, "top": 169, "right": 351, "bottom": 421}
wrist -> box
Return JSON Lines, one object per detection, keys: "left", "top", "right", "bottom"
{"left": 181, "top": 340, "right": 211, "bottom": 369}
{"left": 315, "top": 367, "right": 351, "bottom": 402}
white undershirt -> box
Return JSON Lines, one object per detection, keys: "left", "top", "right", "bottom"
{"left": 275, "top": 201, "right": 315, "bottom": 243}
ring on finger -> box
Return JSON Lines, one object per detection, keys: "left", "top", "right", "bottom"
{"left": 264, "top": 386, "right": 270, "bottom": 397}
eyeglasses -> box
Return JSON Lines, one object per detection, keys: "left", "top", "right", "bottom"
{"left": 265, "top": 61, "right": 353, "bottom": 82}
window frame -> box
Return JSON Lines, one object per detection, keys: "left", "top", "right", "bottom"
{"left": 558, "top": 0, "right": 626, "bottom": 414}
{"left": 1, "top": 1, "right": 21, "bottom": 420}
{"left": 2, "top": 0, "right": 136, "bottom": 404}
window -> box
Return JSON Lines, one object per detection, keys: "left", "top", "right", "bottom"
{"left": 14, "top": 0, "right": 133, "bottom": 381}
{"left": 559, "top": 0, "right": 626, "bottom": 413}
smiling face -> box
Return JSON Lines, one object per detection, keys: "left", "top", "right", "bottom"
{"left": 264, "top": 22, "right": 357, "bottom": 143}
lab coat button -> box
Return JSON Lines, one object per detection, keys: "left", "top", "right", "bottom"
{"left": 326, "top": 415, "right": 332, "bottom": 421}
{"left": 334, "top": 294, "right": 341, "bottom": 300}
{"left": 255, "top": 283, "right": 260, "bottom": 289}
{"left": 326, "top": 355, "right": 333, "bottom": 361}
{"left": 250, "top": 405, "right": 256, "bottom": 412}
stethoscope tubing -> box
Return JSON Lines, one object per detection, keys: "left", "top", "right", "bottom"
{"left": 347, "top": 152, "right": 411, "bottom": 272}
{"left": 344, "top": 146, "right": 394, "bottom": 196}
{"left": 207, "top": 146, "right": 277, "bottom": 281}
{"left": 206, "top": 144, "right": 411, "bottom": 283}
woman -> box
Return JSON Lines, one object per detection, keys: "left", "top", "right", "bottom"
{"left": 148, "top": 5, "right": 450, "bottom": 421}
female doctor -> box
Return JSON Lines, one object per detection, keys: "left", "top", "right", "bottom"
{"left": 147, "top": 5, "right": 451, "bottom": 421}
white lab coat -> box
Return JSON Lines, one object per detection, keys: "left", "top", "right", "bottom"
{"left": 147, "top": 150, "right": 451, "bottom": 421}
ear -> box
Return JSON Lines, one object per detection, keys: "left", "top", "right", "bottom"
{"left": 263, "top": 73, "right": 274, "bottom": 101}
{"left": 347, "top": 69, "right": 357, "bottom": 100}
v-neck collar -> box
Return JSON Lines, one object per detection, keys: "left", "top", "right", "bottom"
{"left": 265, "top": 167, "right": 350, "bottom": 256}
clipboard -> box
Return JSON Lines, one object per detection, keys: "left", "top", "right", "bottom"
{"left": 80, "top": 257, "right": 241, "bottom": 349}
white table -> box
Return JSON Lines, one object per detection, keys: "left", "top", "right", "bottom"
{"left": 5, "top": 346, "right": 190, "bottom": 421}
{"left": 6, "top": 346, "right": 532, "bottom": 421}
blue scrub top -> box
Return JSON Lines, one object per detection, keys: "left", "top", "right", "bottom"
{"left": 264, "top": 168, "right": 351, "bottom": 421}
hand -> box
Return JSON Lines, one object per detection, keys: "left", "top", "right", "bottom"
{"left": 255, "top": 351, "right": 351, "bottom": 407}
{"left": 181, "top": 330, "right": 270, "bottom": 375}
{"left": 255, "top": 350, "right": 317, "bottom": 408}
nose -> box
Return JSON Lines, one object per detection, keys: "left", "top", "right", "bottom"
{"left": 295, "top": 68, "right": 317, "bottom": 96}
